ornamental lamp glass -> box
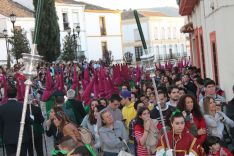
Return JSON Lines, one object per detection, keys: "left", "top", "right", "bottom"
{"left": 10, "top": 12, "right": 16, "bottom": 23}
{"left": 3, "top": 29, "right": 7, "bottom": 37}
{"left": 76, "top": 23, "right": 80, "bottom": 35}
{"left": 66, "top": 27, "right": 71, "bottom": 34}
{"left": 22, "top": 45, "right": 42, "bottom": 77}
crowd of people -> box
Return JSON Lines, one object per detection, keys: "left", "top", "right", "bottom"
{"left": 0, "top": 60, "right": 234, "bottom": 156}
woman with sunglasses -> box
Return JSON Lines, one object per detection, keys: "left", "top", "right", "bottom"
{"left": 156, "top": 110, "right": 200, "bottom": 156}
{"left": 203, "top": 96, "right": 234, "bottom": 146}
{"left": 53, "top": 109, "right": 84, "bottom": 147}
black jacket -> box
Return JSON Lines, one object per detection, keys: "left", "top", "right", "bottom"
{"left": 67, "top": 99, "right": 86, "bottom": 125}
{"left": 0, "top": 99, "right": 33, "bottom": 145}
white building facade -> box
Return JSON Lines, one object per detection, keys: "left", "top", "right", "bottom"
{"left": 85, "top": 9, "right": 123, "bottom": 61}
{"left": 0, "top": 0, "right": 123, "bottom": 63}
{"left": 0, "top": 0, "right": 35, "bottom": 64}
{"left": 178, "top": 0, "right": 234, "bottom": 100}
{"left": 122, "top": 11, "right": 188, "bottom": 63}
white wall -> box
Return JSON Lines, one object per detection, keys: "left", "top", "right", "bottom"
{"left": 190, "top": 0, "right": 234, "bottom": 100}
{"left": 122, "top": 21, "right": 150, "bottom": 42}
{"left": 0, "top": 15, "right": 35, "bottom": 63}
{"left": 85, "top": 12, "right": 123, "bottom": 61}
{"left": 56, "top": 3, "right": 87, "bottom": 53}
{"left": 122, "top": 16, "right": 187, "bottom": 62}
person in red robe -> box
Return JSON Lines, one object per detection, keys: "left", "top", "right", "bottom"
{"left": 204, "top": 136, "right": 233, "bottom": 156}
{"left": 177, "top": 94, "right": 207, "bottom": 145}
{"left": 156, "top": 109, "right": 201, "bottom": 156}
{"left": 14, "top": 65, "right": 26, "bottom": 102}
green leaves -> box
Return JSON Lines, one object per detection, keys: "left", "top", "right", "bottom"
{"left": 8, "top": 29, "right": 30, "bottom": 62}
{"left": 33, "top": 0, "right": 60, "bottom": 62}
{"left": 61, "top": 34, "right": 78, "bottom": 62}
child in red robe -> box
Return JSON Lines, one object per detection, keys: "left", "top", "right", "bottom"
{"left": 205, "top": 136, "right": 233, "bottom": 156}
{"left": 156, "top": 109, "right": 201, "bottom": 156}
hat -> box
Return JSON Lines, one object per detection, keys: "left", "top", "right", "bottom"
{"left": 67, "top": 89, "right": 75, "bottom": 99}
{"left": 120, "top": 91, "right": 131, "bottom": 99}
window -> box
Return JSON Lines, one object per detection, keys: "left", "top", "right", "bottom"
{"left": 169, "top": 45, "right": 173, "bottom": 59}
{"left": 100, "top": 17, "right": 106, "bottom": 36}
{"left": 210, "top": 32, "right": 219, "bottom": 85}
{"left": 101, "top": 41, "right": 108, "bottom": 55}
{"left": 212, "top": 42, "right": 219, "bottom": 85}
{"left": 168, "top": 27, "right": 171, "bottom": 39}
{"left": 173, "top": 27, "right": 177, "bottom": 39}
{"left": 72, "top": 12, "right": 79, "bottom": 28}
{"left": 154, "top": 27, "right": 158, "bottom": 40}
{"left": 161, "top": 28, "right": 165, "bottom": 40}
{"left": 200, "top": 33, "right": 206, "bottom": 78}
{"left": 134, "top": 29, "right": 140, "bottom": 41}
{"left": 62, "top": 12, "right": 69, "bottom": 30}
{"left": 135, "top": 46, "right": 143, "bottom": 61}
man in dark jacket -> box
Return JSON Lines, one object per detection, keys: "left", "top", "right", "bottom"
{"left": 0, "top": 86, "right": 33, "bottom": 156}
{"left": 27, "top": 99, "right": 45, "bottom": 156}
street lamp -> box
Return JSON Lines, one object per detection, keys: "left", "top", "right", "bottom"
{"left": 75, "top": 23, "right": 80, "bottom": 36}
{"left": 10, "top": 12, "right": 16, "bottom": 29}
{"left": 66, "top": 26, "right": 71, "bottom": 35}
{"left": 3, "top": 29, "right": 10, "bottom": 69}
{"left": 66, "top": 23, "right": 82, "bottom": 61}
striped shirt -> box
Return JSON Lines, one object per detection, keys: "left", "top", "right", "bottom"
{"left": 134, "top": 124, "right": 150, "bottom": 156}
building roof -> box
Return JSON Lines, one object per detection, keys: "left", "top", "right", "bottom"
{"left": 122, "top": 10, "right": 168, "bottom": 20}
{"left": 56, "top": 0, "right": 114, "bottom": 11}
{"left": 0, "top": 0, "right": 34, "bottom": 17}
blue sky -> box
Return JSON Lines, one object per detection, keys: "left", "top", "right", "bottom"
{"left": 76, "top": 0, "right": 178, "bottom": 9}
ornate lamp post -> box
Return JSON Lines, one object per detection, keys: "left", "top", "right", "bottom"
{"left": 66, "top": 23, "right": 81, "bottom": 61}
{"left": 3, "top": 29, "right": 11, "bottom": 69}
{"left": 10, "top": 12, "right": 16, "bottom": 29}
{"left": 123, "top": 52, "right": 133, "bottom": 65}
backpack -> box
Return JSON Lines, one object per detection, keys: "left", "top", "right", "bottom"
{"left": 77, "top": 127, "right": 95, "bottom": 145}
{"left": 145, "top": 119, "right": 160, "bottom": 154}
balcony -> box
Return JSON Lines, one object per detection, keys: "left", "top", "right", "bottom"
{"left": 178, "top": 0, "right": 198, "bottom": 16}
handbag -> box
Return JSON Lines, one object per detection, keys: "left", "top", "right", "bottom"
{"left": 118, "top": 140, "right": 133, "bottom": 156}
{"left": 145, "top": 119, "right": 159, "bottom": 154}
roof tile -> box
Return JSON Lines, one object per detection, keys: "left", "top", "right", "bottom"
{"left": 0, "top": 0, "right": 34, "bottom": 17}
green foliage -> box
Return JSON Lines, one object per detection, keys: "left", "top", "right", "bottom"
{"left": 61, "top": 34, "right": 78, "bottom": 61}
{"left": 33, "top": 0, "right": 60, "bottom": 62}
{"left": 8, "top": 29, "right": 30, "bottom": 62}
